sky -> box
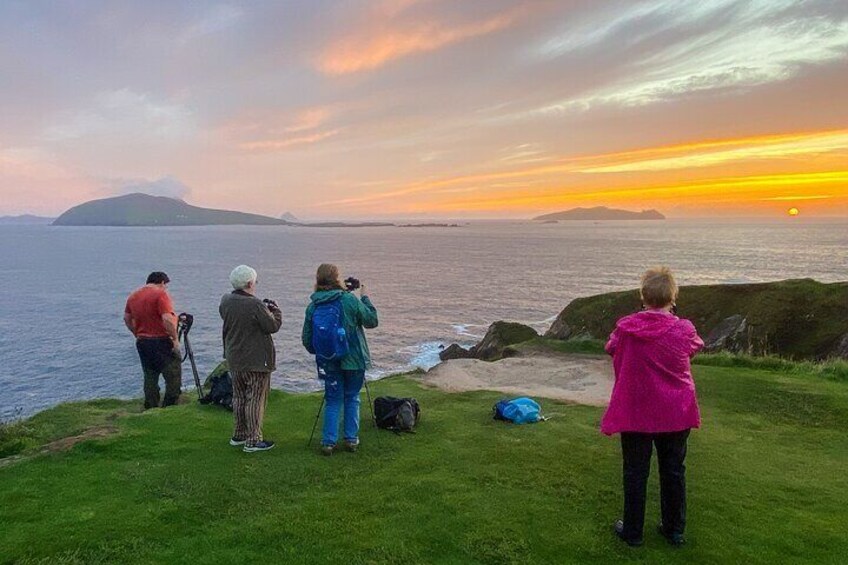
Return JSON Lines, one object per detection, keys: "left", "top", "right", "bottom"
{"left": 1, "top": 0, "right": 847, "bottom": 219}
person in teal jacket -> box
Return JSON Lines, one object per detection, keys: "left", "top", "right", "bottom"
{"left": 302, "top": 263, "right": 378, "bottom": 455}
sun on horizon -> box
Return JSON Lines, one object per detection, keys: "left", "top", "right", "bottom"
{"left": 788, "top": 207, "right": 800, "bottom": 216}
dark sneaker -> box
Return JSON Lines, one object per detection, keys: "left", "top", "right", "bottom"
{"left": 343, "top": 440, "right": 359, "bottom": 453}
{"left": 243, "top": 440, "right": 275, "bottom": 453}
{"left": 321, "top": 444, "right": 335, "bottom": 456}
{"left": 229, "top": 437, "right": 246, "bottom": 446}
{"left": 614, "top": 520, "right": 643, "bottom": 547}
{"left": 657, "top": 522, "right": 685, "bottom": 547}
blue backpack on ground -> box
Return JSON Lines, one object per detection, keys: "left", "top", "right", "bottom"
{"left": 493, "top": 397, "right": 544, "bottom": 424}
{"left": 311, "top": 297, "right": 349, "bottom": 369}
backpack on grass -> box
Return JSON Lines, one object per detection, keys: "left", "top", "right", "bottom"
{"left": 493, "top": 397, "right": 543, "bottom": 424}
{"left": 311, "top": 298, "right": 349, "bottom": 369}
{"left": 374, "top": 396, "right": 420, "bottom": 432}
{"left": 200, "top": 369, "right": 233, "bottom": 411}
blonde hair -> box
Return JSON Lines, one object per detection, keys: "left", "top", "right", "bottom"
{"left": 315, "top": 263, "right": 343, "bottom": 292}
{"left": 640, "top": 266, "right": 678, "bottom": 308}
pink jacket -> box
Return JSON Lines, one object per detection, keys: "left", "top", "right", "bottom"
{"left": 600, "top": 310, "right": 704, "bottom": 435}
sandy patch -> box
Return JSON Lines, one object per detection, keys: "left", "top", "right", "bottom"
{"left": 417, "top": 353, "right": 613, "bottom": 406}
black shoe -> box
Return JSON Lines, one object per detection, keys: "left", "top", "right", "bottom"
{"left": 614, "top": 520, "right": 643, "bottom": 547}
{"left": 243, "top": 440, "right": 275, "bottom": 453}
{"left": 657, "top": 522, "right": 685, "bottom": 547}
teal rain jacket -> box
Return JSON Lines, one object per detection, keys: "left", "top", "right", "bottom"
{"left": 302, "top": 290, "right": 378, "bottom": 371}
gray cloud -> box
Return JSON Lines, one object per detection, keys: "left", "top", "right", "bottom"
{"left": 109, "top": 176, "right": 192, "bottom": 200}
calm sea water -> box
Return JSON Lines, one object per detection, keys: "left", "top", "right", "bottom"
{"left": 1, "top": 219, "right": 845, "bottom": 419}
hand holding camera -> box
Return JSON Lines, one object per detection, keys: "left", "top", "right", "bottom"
{"left": 344, "top": 276, "right": 368, "bottom": 298}
{"left": 263, "top": 298, "right": 280, "bottom": 312}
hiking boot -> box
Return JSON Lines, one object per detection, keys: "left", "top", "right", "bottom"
{"left": 320, "top": 444, "right": 335, "bottom": 456}
{"left": 229, "top": 437, "right": 246, "bottom": 446}
{"left": 657, "top": 522, "right": 685, "bottom": 547}
{"left": 243, "top": 440, "right": 275, "bottom": 453}
{"left": 614, "top": 520, "right": 643, "bottom": 547}
{"left": 343, "top": 440, "right": 359, "bottom": 453}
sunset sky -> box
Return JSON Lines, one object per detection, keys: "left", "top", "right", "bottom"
{"left": 1, "top": 0, "right": 847, "bottom": 219}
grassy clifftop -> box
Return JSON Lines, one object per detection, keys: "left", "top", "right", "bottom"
{"left": 2, "top": 367, "right": 848, "bottom": 563}
{"left": 546, "top": 279, "right": 848, "bottom": 360}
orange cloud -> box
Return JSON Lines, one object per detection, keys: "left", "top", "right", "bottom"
{"left": 285, "top": 107, "right": 332, "bottom": 133}
{"left": 417, "top": 171, "right": 848, "bottom": 214}
{"left": 240, "top": 129, "right": 340, "bottom": 152}
{"left": 319, "top": 8, "right": 522, "bottom": 75}
{"left": 319, "top": 129, "right": 848, "bottom": 213}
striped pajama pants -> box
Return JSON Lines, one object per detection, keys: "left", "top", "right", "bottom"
{"left": 232, "top": 371, "right": 271, "bottom": 445}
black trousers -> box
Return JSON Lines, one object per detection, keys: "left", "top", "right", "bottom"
{"left": 136, "top": 337, "right": 182, "bottom": 409}
{"left": 620, "top": 429, "right": 690, "bottom": 541}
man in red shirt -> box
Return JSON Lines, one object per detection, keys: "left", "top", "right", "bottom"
{"left": 124, "top": 271, "right": 182, "bottom": 409}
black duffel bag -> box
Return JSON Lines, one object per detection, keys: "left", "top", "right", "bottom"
{"left": 374, "top": 396, "right": 420, "bottom": 432}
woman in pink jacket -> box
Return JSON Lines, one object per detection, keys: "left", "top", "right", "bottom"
{"left": 602, "top": 266, "right": 704, "bottom": 547}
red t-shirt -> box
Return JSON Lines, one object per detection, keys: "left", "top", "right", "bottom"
{"left": 125, "top": 285, "right": 176, "bottom": 338}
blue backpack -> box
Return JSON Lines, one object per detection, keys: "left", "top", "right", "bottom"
{"left": 493, "top": 397, "right": 543, "bottom": 424}
{"left": 311, "top": 297, "right": 350, "bottom": 369}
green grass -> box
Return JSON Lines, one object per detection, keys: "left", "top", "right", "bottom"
{"left": 523, "top": 337, "right": 848, "bottom": 381}
{"left": 0, "top": 399, "right": 140, "bottom": 458}
{"left": 693, "top": 351, "right": 848, "bottom": 381}
{"left": 1, "top": 366, "right": 847, "bottom": 564}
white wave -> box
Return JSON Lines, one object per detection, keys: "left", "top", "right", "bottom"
{"left": 452, "top": 324, "right": 486, "bottom": 338}
{"left": 397, "top": 341, "right": 446, "bottom": 371}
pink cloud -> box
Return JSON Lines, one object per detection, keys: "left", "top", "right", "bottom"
{"left": 240, "top": 129, "right": 341, "bottom": 152}
{"left": 318, "top": 6, "right": 524, "bottom": 75}
{"left": 0, "top": 147, "right": 97, "bottom": 214}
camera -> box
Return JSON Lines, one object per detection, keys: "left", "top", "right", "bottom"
{"left": 262, "top": 298, "right": 279, "bottom": 310}
{"left": 344, "top": 277, "right": 361, "bottom": 291}
{"left": 177, "top": 312, "right": 194, "bottom": 332}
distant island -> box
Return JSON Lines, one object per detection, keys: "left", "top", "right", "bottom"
{"left": 533, "top": 206, "right": 665, "bottom": 221}
{"left": 398, "top": 223, "right": 461, "bottom": 228}
{"left": 279, "top": 212, "right": 300, "bottom": 223}
{"left": 298, "top": 221, "right": 395, "bottom": 228}
{"left": 51, "top": 193, "right": 403, "bottom": 228}
{"left": 53, "top": 193, "right": 290, "bottom": 227}
{"left": 0, "top": 214, "right": 55, "bottom": 225}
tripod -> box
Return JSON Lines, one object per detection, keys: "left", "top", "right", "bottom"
{"left": 307, "top": 366, "right": 376, "bottom": 447}
{"left": 177, "top": 312, "right": 204, "bottom": 400}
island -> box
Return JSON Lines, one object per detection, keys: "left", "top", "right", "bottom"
{"left": 53, "top": 193, "right": 290, "bottom": 227}
{"left": 532, "top": 206, "right": 665, "bottom": 221}
{"left": 50, "top": 193, "right": 414, "bottom": 228}
{"left": 398, "top": 223, "right": 461, "bottom": 228}
{"left": 0, "top": 214, "right": 56, "bottom": 225}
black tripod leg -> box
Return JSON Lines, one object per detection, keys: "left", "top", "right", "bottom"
{"left": 308, "top": 395, "right": 325, "bottom": 447}
{"left": 363, "top": 376, "right": 376, "bottom": 427}
{"left": 184, "top": 335, "right": 203, "bottom": 399}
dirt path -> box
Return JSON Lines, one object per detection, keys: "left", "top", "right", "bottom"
{"left": 416, "top": 352, "right": 613, "bottom": 406}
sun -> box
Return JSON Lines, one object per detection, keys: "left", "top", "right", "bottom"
{"left": 788, "top": 207, "right": 800, "bottom": 217}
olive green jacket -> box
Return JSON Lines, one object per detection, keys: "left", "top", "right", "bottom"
{"left": 219, "top": 290, "right": 282, "bottom": 373}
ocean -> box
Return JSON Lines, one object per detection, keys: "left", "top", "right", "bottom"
{"left": 1, "top": 219, "right": 845, "bottom": 419}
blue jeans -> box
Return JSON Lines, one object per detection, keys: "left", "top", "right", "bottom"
{"left": 322, "top": 369, "right": 365, "bottom": 447}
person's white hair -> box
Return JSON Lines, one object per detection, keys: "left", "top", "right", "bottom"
{"left": 229, "top": 264, "right": 257, "bottom": 290}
